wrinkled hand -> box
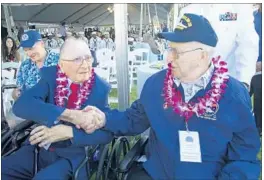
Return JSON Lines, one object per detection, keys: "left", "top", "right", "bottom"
{"left": 70, "top": 110, "right": 95, "bottom": 126}
{"left": 75, "top": 106, "right": 106, "bottom": 134}
{"left": 29, "top": 125, "right": 73, "bottom": 147}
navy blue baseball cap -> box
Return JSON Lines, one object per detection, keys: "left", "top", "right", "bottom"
{"left": 158, "top": 13, "right": 218, "bottom": 47}
{"left": 19, "top": 30, "right": 42, "bottom": 48}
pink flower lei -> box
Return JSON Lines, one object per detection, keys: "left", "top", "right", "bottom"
{"left": 54, "top": 65, "right": 95, "bottom": 109}
{"left": 163, "top": 56, "right": 229, "bottom": 122}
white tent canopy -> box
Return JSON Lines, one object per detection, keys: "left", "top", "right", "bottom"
{"left": 1, "top": 3, "right": 172, "bottom": 26}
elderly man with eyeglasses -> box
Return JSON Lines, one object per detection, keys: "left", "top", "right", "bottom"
{"left": 72, "top": 14, "right": 260, "bottom": 180}
{"left": 2, "top": 36, "right": 113, "bottom": 180}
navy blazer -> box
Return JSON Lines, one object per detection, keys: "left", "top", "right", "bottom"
{"left": 13, "top": 66, "right": 114, "bottom": 172}
{"left": 104, "top": 69, "right": 260, "bottom": 180}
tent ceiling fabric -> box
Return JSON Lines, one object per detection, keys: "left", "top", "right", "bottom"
{"left": 1, "top": 3, "right": 171, "bottom": 26}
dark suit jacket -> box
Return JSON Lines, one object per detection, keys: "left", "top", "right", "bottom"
{"left": 13, "top": 66, "right": 114, "bottom": 173}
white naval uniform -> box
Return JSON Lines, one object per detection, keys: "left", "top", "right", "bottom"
{"left": 179, "top": 4, "right": 259, "bottom": 85}
{"left": 100, "top": 38, "right": 115, "bottom": 51}
{"left": 89, "top": 37, "right": 102, "bottom": 51}
{"left": 45, "top": 39, "right": 58, "bottom": 50}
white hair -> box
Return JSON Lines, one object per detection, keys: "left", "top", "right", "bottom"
{"left": 60, "top": 36, "right": 91, "bottom": 60}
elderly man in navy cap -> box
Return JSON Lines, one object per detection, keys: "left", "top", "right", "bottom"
{"left": 13, "top": 30, "right": 60, "bottom": 100}
{"left": 74, "top": 13, "right": 261, "bottom": 179}
{"left": 2, "top": 36, "right": 113, "bottom": 180}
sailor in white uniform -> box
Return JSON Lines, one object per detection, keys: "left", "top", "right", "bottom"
{"left": 179, "top": 4, "right": 259, "bottom": 87}
{"left": 100, "top": 32, "right": 115, "bottom": 51}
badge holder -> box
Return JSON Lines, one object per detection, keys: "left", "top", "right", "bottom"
{"left": 178, "top": 119, "right": 202, "bottom": 163}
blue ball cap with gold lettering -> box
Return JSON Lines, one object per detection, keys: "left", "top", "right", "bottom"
{"left": 158, "top": 13, "right": 218, "bottom": 47}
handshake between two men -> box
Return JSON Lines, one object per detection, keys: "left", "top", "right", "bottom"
{"left": 29, "top": 106, "right": 105, "bottom": 147}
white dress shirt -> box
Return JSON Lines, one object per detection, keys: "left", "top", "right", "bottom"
{"left": 174, "top": 63, "right": 214, "bottom": 102}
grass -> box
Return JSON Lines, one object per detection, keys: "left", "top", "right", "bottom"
{"left": 109, "top": 85, "right": 138, "bottom": 109}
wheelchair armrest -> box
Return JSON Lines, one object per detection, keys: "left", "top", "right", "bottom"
{"left": 12, "top": 120, "right": 34, "bottom": 132}
{"left": 1, "top": 120, "right": 34, "bottom": 145}
{"left": 1, "top": 84, "right": 17, "bottom": 92}
{"left": 118, "top": 136, "right": 148, "bottom": 173}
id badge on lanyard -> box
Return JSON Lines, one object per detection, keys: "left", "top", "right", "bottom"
{"left": 178, "top": 121, "right": 202, "bottom": 163}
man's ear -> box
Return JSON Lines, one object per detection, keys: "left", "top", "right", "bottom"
{"left": 39, "top": 41, "right": 45, "bottom": 48}
{"left": 200, "top": 51, "right": 210, "bottom": 67}
{"left": 201, "top": 51, "right": 209, "bottom": 62}
{"left": 200, "top": 51, "right": 206, "bottom": 60}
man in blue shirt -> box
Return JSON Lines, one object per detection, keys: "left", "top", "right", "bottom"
{"left": 12, "top": 30, "right": 60, "bottom": 100}
{"left": 75, "top": 13, "right": 261, "bottom": 180}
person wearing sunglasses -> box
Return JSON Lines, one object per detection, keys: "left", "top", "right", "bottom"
{"left": 2, "top": 36, "right": 113, "bottom": 180}
{"left": 72, "top": 13, "right": 260, "bottom": 180}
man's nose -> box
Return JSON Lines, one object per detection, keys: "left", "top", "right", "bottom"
{"left": 80, "top": 59, "right": 90, "bottom": 67}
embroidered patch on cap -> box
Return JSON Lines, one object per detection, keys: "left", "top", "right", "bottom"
{"left": 21, "top": 34, "right": 29, "bottom": 41}
{"left": 175, "top": 15, "right": 193, "bottom": 30}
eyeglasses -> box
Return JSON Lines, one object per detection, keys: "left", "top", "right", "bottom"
{"left": 167, "top": 47, "right": 203, "bottom": 59}
{"left": 63, "top": 55, "right": 93, "bottom": 65}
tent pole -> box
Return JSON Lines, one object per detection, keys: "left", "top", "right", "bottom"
{"left": 147, "top": 4, "right": 151, "bottom": 24}
{"left": 143, "top": 4, "right": 147, "bottom": 28}
{"left": 114, "top": 4, "right": 130, "bottom": 110}
{"left": 154, "top": 3, "right": 160, "bottom": 32}
{"left": 154, "top": 3, "right": 158, "bottom": 17}
{"left": 3, "top": 4, "right": 14, "bottom": 38}
{"left": 167, "top": 12, "right": 170, "bottom": 31}
{"left": 8, "top": 5, "right": 18, "bottom": 41}
{"left": 173, "top": 4, "right": 179, "bottom": 30}
{"left": 139, "top": 3, "right": 143, "bottom": 38}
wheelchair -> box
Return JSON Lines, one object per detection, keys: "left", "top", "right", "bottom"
{"left": 2, "top": 120, "right": 131, "bottom": 179}
{"left": 97, "top": 135, "right": 149, "bottom": 180}
{"left": 1, "top": 84, "right": 34, "bottom": 158}
{"left": 1, "top": 85, "right": 131, "bottom": 180}
{"left": 116, "top": 136, "right": 149, "bottom": 180}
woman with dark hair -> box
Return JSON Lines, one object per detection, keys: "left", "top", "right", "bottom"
{"left": 2, "top": 36, "right": 21, "bottom": 62}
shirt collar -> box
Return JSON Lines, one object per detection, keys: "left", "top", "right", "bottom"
{"left": 173, "top": 63, "right": 214, "bottom": 89}
{"left": 67, "top": 78, "right": 83, "bottom": 86}
{"left": 68, "top": 78, "right": 72, "bottom": 86}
